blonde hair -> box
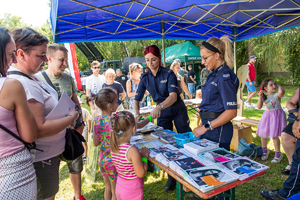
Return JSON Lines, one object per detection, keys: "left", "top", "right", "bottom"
{"left": 196, "top": 89, "right": 202, "bottom": 99}
{"left": 170, "top": 59, "right": 181, "bottom": 71}
{"left": 200, "top": 35, "right": 234, "bottom": 69}
{"left": 110, "top": 111, "right": 135, "bottom": 153}
{"left": 91, "top": 60, "right": 100, "bottom": 68}
{"left": 105, "top": 68, "right": 116, "bottom": 78}
{"left": 129, "top": 62, "right": 142, "bottom": 78}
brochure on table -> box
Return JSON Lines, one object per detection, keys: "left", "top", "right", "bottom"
{"left": 133, "top": 132, "right": 269, "bottom": 193}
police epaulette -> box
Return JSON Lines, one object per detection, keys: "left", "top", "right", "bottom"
{"left": 141, "top": 72, "right": 148, "bottom": 78}
{"left": 222, "top": 70, "right": 231, "bottom": 81}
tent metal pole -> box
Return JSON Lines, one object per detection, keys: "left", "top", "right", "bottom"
{"left": 161, "top": 21, "right": 166, "bottom": 67}
{"left": 234, "top": 26, "right": 237, "bottom": 73}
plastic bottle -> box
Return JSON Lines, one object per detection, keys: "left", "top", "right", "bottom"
{"left": 151, "top": 95, "right": 154, "bottom": 106}
{"left": 147, "top": 95, "right": 151, "bottom": 107}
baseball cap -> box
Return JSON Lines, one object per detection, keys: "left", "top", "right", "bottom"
{"left": 249, "top": 55, "right": 257, "bottom": 59}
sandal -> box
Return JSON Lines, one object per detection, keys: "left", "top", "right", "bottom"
{"left": 281, "top": 164, "right": 291, "bottom": 175}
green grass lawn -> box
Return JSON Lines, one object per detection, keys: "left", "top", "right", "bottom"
{"left": 57, "top": 87, "right": 298, "bottom": 200}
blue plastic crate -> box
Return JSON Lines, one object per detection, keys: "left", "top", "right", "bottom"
{"left": 174, "top": 132, "right": 200, "bottom": 147}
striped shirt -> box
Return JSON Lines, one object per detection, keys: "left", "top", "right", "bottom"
{"left": 111, "top": 143, "right": 138, "bottom": 179}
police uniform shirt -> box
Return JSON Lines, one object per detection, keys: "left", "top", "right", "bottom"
{"left": 135, "top": 66, "right": 180, "bottom": 103}
{"left": 199, "top": 64, "right": 239, "bottom": 113}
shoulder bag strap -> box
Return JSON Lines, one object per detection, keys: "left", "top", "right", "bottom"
{"left": 0, "top": 124, "right": 43, "bottom": 152}
{"left": 0, "top": 124, "right": 25, "bottom": 144}
{"left": 7, "top": 71, "right": 50, "bottom": 94}
{"left": 41, "top": 71, "right": 56, "bottom": 90}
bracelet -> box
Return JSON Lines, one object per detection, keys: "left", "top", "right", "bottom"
{"left": 142, "top": 158, "right": 148, "bottom": 163}
{"left": 66, "top": 114, "right": 76, "bottom": 126}
{"left": 67, "top": 114, "right": 75, "bottom": 120}
{"left": 146, "top": 116, "right": 153, "bottom": 122}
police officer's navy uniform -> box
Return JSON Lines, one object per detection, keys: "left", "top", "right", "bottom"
{"left": 135, "top": 66, "right": 192, "bottom": 133}
{"left": 276, "top": 93, "right": 300, "bottom": 198}
{"left": 199, "top": 63, "right": 239, "bottom": 151}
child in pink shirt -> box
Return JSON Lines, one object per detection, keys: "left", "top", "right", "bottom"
{"left": 110, "top": 111, "right": 149, "bottom": 200}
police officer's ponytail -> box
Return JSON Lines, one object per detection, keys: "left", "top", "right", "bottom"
{"left": 202, "top": 35, "right": 234, "bottom": 69}
{"left": 220, "top": 36, "right": 234, "bottom": 68}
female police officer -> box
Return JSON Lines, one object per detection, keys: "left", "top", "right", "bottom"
{"left": 133, "top": 45, "right": 192, "bottom": 191}
{"left": 193, "top": 36, "right": 239, "bottom": 151}
{"left": 193, "top": 36, "right": 239, "bottom": 200}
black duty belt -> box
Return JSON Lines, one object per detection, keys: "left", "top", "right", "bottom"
{"left": 200, "top": 111, "right": 223, "bottom": 120}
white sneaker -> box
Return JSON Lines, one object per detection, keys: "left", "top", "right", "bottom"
{"left": 244, "top": 101, "right": 252, "bottom": 108}
{"left": 271, "top": 153, "right": 283, "bottom": 163}
{"left": 261, "top": 149, "right": 270, "bottom": 160}
{"left": 250, "top": 104, "right": 256, "bottom": 108}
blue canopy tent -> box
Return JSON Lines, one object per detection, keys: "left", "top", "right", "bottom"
{"left": 50, "top": 0, "right": 300, "bottom": 71}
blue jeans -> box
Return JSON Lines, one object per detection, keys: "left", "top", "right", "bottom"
{"left": 188, "top": 83, "right": 195, "bottom": 94}
{"left": 278, "top": 138, "right": 300, "bottom": 198}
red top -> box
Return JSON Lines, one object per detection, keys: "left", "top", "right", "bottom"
{"left": 246, "top": 62, "right": 255, "bottom": 81}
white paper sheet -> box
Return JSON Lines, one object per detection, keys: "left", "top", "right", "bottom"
{"left": 45, "top": 91, "right": 75, "bottom": 120}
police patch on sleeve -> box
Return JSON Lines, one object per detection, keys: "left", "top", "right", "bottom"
{"left": 223, "top": 71, "right": 231, "bottom": 81}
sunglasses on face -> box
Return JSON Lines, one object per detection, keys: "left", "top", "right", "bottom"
{"left": 93, "top": 67, "right": 100, "bottom": 69}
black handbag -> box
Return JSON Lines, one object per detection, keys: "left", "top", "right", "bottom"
{"left": 61, "top": 128, "right": 86, "bottom": 162}
{"left": 0, "top": 124, "right": 43, "bottom": 152}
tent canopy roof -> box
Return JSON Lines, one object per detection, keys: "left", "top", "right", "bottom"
{"left": 163, "top": 41, "right": 201, "bottom": 63}
{"left": 51, "top": 0, "right": 300, "bottom": 43}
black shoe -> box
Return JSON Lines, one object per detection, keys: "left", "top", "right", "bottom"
{"left": 164, "top": 179, "right": 176, "bottom": 191}
{"left": 261, "top": 190, "right": 285, "bottom": 200}
{"left": 281, "top": 165, "right": 291, "bottom": 176}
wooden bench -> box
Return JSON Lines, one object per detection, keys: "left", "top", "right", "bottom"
{"left": 232, "top": 116, "right": 259, "bottom": 127}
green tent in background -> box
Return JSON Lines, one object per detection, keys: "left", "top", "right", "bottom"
{"left": 162, "top": 41, "right": 201, "bottom": 64}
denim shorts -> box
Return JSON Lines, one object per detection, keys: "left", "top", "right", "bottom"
{"left": 245, "top": 81, "right": 256, "bottom": 92}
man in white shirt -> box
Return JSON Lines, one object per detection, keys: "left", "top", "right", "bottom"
{"left": 85, "top": 61, "right": 105, "bottom": 97}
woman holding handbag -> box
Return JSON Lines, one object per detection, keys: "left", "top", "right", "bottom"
{"left": 7, "top": 27, "right": 79, "bottom": 200}
{"left": 0, "top": 27, "right": 38, "bottom": 199}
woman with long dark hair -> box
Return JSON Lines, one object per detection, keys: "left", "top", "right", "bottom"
{"left": 0, "top": 26, "right": 38, "bottom": 199}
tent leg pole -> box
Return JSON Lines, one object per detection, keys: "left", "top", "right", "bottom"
{"left": 234, "top": 40, "right": 236, "bottom": 73}
{"left": 162, "top": 36, "right": 166, "bottom": 68}
{"left": 234, "top": 26, "right": 237, "bottom": 73}
{"left": 161, "top": 21, "right": 166, "bottom": 68}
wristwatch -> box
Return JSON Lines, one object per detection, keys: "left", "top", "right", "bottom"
{"left": 204, "top": 123, "right": 211, "bottom": 130}
{"left": 158, "top": 104, "right": 164, "bottom": 110}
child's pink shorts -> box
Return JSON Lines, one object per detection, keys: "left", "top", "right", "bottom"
{"left": 116, "top": 176, "right": 144, "bottom": 200}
